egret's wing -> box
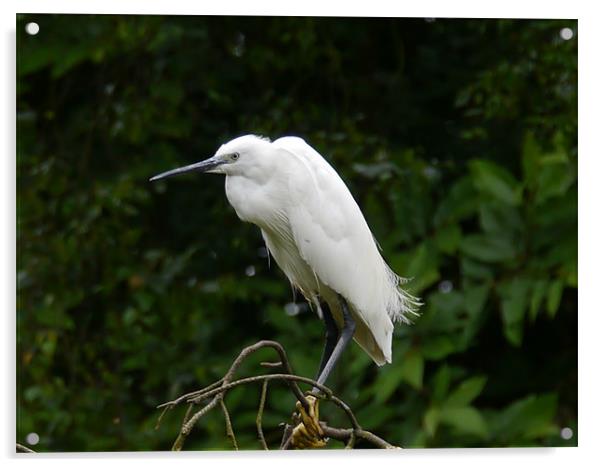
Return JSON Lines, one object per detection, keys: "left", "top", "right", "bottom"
{"left": 272, "top": 137, "right": 419, "bottom": 363}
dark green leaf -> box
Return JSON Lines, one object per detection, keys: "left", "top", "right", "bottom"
{"left": 439, "top": 406, "right": 489, "bottom": 438}
{"left": 460, "top": 234, "right": 517, "bottom": 263}
{"left": 470, "top": 160, "right": 522, "bottom": 205}
{"left": 444, "top": 376, "right": 487, "bottom": 408}
{"left": 434, "top": 224, "right": 462, "bottom": 254}
{"left": 498, "top": 277, "right": 531, "bottom": 346}
{"left": 400, "top": 350, "right": 424, "bottom": 390}
{"left": 546, "top": 280, "right": 564, "bottom": 318}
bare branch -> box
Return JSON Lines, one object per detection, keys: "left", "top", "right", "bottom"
{"left": 260, "top": 361, "right": 283, "bottom": 368}
{"left": 256, "top": 380, "right": 269, "bottom": 450}
{"left": 158, "top": 340, "right": 399, "bottom": 450}
{"left": 219, "top": 399, "right": 238, "bottom": 450}
{"left": 16, "top": 443, "right": 36, "bottom": 453}
{"left": 279, "top": 423, "right": 294, "bottom": 449}
{"left": 157, "top": 378, "right": 224, "bottom": 410}
{"left": 321, "top": 425, "right": 399, "bottom": 449}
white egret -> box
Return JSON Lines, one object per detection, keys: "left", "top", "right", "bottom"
{"left": 150, "top": 135, "right": 420, "bottom": 386}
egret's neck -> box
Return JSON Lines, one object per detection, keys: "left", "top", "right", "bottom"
{"left": 224, "top": 174, "right": 288, "bottom": 228}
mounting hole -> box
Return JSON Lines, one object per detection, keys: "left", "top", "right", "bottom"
{"left": 25, "top": 22, "right": 40, "bottom": 35}
{"left": 25, "top": 432, "right": 40, "bottom": 445}
{"left": 559, "top": 27, "right": 574, "bottom": 41}
{"left": 560, "top": 427, "right": 573, "bottom": 440}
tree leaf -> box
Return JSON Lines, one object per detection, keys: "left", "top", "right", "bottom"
{"left": 491, "top": 393, "right": 558, "bottom": 441}
{"left": 546, "top": 280, "right": 564, "bottom": 318}
{"left": 464, "top": 284, "right": 490, "bottom": 317}
{"left": 439, "top": 406, "right": 489, "bottom": 438}
{"left": 498, "top": 277, "right": 531, "bottom": 346}
{"left": 424, "top": 407, "right": 439, "bottom": 437}
{"left": 460, "top": 234, "right": 517, "bottom": 263}
{"left": 462, "top": 284, "right": 491, "bottom": 345}
{"left": 521, "top": 131, "right": 541, "bottom": 187}
{"left": 400, "top": 350, "right": 424, "bottom": 390}
{"left": 470, "top": 159, "right": 522, "bottom": 205}
{"left": 461, "top": 257, "right": 495, "bottom": 280}
{"left": 434, "top": 224, "right": 462, "bottom": 254}
{"left": 373, "top": 365, "right": 405, "bottom": 404}
{"left": 529, "top": 279, "right": 548, "bottom": 321}
{"left": 421, "top": 336, "right": 457, "bottom": 360}
{"left": 393, "top": 241, "right": 440, "bottom": 293}
{"left": 444, "top": 376, "right": 487, "bottom": 408}
{"left": 433, "top": 176, "right": 479, "bottom": 226}
{"left": 478, "top": 202, "right": 523, "bottom": 235}
{"left": 431, "top": 364, "right": 452, "bottom": 403}
{"left": 534, "top": 151, "right": 576, "bottom": 205}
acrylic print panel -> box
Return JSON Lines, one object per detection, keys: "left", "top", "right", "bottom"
{"left": 16, "top": 13, "right": 577, "bottom": 452}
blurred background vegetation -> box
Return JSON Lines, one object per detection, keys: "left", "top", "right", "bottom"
{"left": 16, "top": 15, "right": 577, "bottom": 451}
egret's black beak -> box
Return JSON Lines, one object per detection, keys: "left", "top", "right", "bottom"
{"left": 149, "top": 156, "right": 222, "bottom": 182}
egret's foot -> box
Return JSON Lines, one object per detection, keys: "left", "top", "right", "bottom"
{"left": 290, "top": 395, "right": 327, "bottom": 449}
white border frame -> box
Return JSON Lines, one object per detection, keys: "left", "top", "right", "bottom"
{"left": 3, "top": 2, "right": 598, "bottom": 467}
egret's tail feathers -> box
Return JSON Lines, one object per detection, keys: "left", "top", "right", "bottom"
{"left": 384, "top": 266, "right": 422, "bottom": 325}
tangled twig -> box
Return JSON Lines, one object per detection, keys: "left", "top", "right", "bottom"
{"left": 157, "top": 340, "right": 399, "bottom": 450}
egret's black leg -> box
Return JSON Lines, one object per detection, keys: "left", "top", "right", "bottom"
{"left": 315, "top": 299, "right": 339, "bottom": 380}
{"left": 313, "top": 295, "right": 356, "bottom": 389}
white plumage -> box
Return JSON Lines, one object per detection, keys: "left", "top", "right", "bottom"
{"left": 217, "top": 135, "right": 420, "bottom": 365}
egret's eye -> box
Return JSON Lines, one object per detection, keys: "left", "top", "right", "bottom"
{"left": 231, "top": 152, "right": 240, "bottom": 161}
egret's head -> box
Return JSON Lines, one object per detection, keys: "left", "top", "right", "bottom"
{"left": 149, "top": 135, "right": 273, "bottom": 182}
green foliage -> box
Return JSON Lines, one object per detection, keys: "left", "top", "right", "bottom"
{"left": 17, "top": 15, "right": 576, "bottom": 451}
